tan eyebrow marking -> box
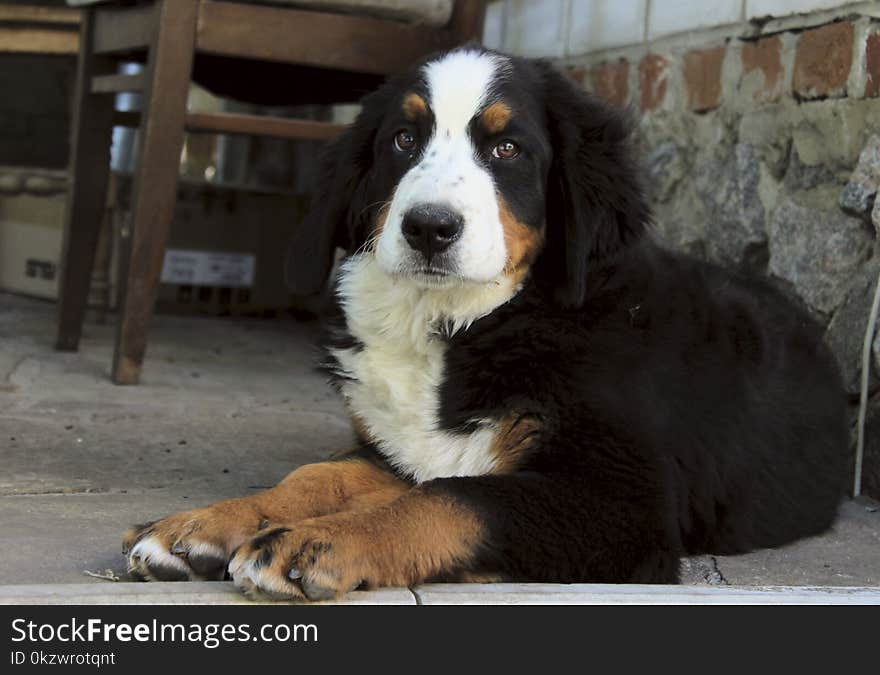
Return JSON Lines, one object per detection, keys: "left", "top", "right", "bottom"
{"left": 481, "top": 101, "right": 513, "bottom": 134}
{"left": 402, "top": 93, "right": 427, "bottom": 119}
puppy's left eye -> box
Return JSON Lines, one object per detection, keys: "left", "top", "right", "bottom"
{"left": 492, "top": 140, "right": 520, "bottom": 160}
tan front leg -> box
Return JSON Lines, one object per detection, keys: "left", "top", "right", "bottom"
{"left": 123, "top": 458, "right": 408, "bottom": 581}
{"left": 229, "top": 487, "right": 484, "bottom": 601}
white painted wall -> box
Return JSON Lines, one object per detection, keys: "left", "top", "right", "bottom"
{"left": 483, "top": 0, "right": 869, "bottom": 58}
{"left": 504, "top": 0, "right": 568, "bottom": 57}
{"left": 568, "top": 0, "right": 647, "bottom": 53}
{"left": 647, "top": 0, "right": 742, "bottom": 41}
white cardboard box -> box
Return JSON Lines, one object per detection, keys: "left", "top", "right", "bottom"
{"left": 0, "top": 191, "right": 66, "bottom": 301}
{"left": 1, "top": 178, "right": 310, "bottom": 316}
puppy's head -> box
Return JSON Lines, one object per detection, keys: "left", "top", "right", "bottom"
{"left": 287, "top": 48, "right": 649, "bottom": 307}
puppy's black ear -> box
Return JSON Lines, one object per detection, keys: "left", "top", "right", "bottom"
{"left": 535, "top": 61, "right": 651, "bottom": 307}
{"left": 285, "top": 93, "right": 385, "bottom": 295}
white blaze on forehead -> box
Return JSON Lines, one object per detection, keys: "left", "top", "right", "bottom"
{"left": 423, "top": 49, "right": 505, "bottom": 137}
{"left": 374, "top": 49, "right": 514, "bottom": 285}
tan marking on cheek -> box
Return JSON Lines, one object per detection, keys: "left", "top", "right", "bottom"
{"left": 498, "top": 196, "right": 544, "bottom": 283}
{"left": 490, "top": 412, "right": 544, "bottom": 474}
{"left": 369, "top": 202, "right": 392, "bottom": 252}
{"left": 402, "top": 92, "right": 427, "bottom": 119}
{"left": 482, "top": 101, "right": 513, "bottom": 134}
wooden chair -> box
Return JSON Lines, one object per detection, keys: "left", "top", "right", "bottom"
{"left": 56, "top": 0, "right": 486, "bottom": 384}
{"left": 0, "top": 3, "right": 80, "bottom": 56}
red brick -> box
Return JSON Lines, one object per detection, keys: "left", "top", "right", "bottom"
{"left": 639, "top": 54, "right": 669, "bottom": 112}
{"left": 866, "top": 32, "right": 880, "bottom": 98}
{"left": 684, "top": 46, "right": 726, "bottom": 113}
{"left": 741, "top": 36, "right": 784, "bottom": 103}
{"left": 793, "top": 22, "right": 854, "bottom": 99}
{"left": 591, "top": 59, "right": 629, "bottom": 108}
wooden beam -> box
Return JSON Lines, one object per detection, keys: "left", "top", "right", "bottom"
{"left": 185, "top": 112, "right": 346, "bottom": 141}
{"left": 0, "top": 27, "right": 78, "bottom": 54}
{"left": 91, "top": 72, "right": 146, "bottom": 94}
{"left": 113, "top": 110, "right": 346, "bottom": 141}
{"left": 0, "top": 6, "right": 81, "bottom": 25}
{"left": 92, "top": 1, "right": 157, "bottom": 54}
{"left": 195, "top": 0, "right": 450, "bottom": 75}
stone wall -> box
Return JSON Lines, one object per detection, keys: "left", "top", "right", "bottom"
{"left": 486, "top": 1, "right": 880, "bottom": 497}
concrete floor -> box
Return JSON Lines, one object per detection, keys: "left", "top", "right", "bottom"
{"left": 0, "top": 291, "right": 878, "bottom": 592}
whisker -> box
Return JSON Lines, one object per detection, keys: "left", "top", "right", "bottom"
{"left": 356, "top": 199, "right": 391, "bottom": 221}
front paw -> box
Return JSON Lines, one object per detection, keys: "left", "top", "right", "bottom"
{"left": 228, "top": 522, "right": 368, "bottom": 602}
{"left": 123, "top": 500, "right": 261, "bottom": 582}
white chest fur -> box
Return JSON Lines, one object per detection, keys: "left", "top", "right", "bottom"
{"left": 330, "top": 255, "right": 518, "bottom": 483}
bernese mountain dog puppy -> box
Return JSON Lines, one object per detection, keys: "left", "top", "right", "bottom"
{"left": 124, "top": 48, "right": 849, "bottom": 600}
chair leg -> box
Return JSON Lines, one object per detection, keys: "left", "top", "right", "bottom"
{"left": 56, "top": 12, "right": 117, "bottom": 352}
{"left": 112, "top": 0, "right": 198, "bottom": 385}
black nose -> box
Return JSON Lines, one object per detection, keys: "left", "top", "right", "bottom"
{"left": 401, "top": 204, "right": 463, "bottom": 262}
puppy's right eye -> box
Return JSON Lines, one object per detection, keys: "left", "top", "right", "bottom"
{"left": 393, "top": 130, "right": 417, "bottom": 153}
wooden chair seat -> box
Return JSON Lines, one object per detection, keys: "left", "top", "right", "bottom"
{"left": 68, "top": 0, "right": 456, "bottom": 27}
{"left": 56, "top": 0, "right": 485, "bottom": 384}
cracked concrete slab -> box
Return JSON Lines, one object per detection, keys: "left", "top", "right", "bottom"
{"left": 0, "top": 291, "right": 878, "bottom": 594}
